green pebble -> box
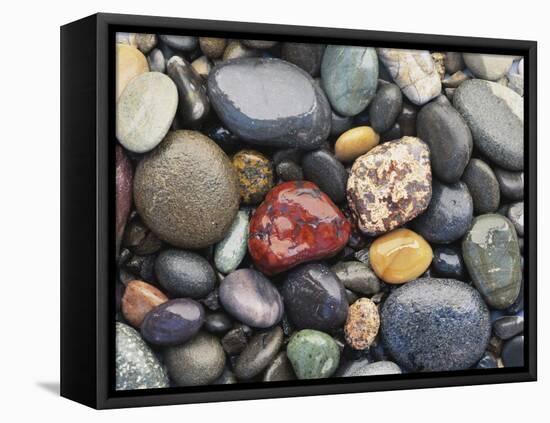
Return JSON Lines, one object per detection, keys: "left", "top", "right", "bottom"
{"left": 287, "top": 329, "right": 340, "bottom": 379}
{"left": 214, "top": 210, "right": 249, "bottom": 273}
{"left": 462, "top": 214, "right": 521, "bottom": 309}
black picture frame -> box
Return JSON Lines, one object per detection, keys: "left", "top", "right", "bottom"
{"left": 60, "top": 12, "right": 537, "bottom": 409}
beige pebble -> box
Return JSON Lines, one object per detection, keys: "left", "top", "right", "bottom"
{"left": 116, "top": 44, "right": 149, "bottom": 100}
{"left": 344, "top": 298, "right": 380, "bottom": 350}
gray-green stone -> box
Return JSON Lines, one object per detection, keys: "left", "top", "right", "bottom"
{"left": 462, "top": 214, "right": 522, "bottom": 309}
{"left": 115, "top": 322, "right": 169, "bottom": 390}
{"left": 331, "top": 261, "right": 381, "bottom": 295}
{"left": 454, "top": 79, "right": 523, "bottom": 170}
{"left": 287, "top": 329, "right": 340, "bottom": 379}
{"left": 214, "top": 210, "right": 249, "bottom": 273}
{"left": 321, "top": 46, "right": 378, "bottom": 116}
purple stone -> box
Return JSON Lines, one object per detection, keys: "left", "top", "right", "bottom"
{"left": 141, "top": 299, "right": 204, "bottom": 346}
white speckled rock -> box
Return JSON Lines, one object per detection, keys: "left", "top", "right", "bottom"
{"left": 116, "top": 72, "right": 178, "bottom": 153}
{"left": 115, "top": 322, "right": 169, "bottom": 390}
{"left": 463, "top": 53, "right": 514, "bottom": 81}
{"left": 214, "top": 210, "right": 250, "bottom": 273}
{"left": 377, "top": 49, "right": 441, "bottom": 105}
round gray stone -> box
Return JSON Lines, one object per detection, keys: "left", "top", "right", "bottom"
{"left": 463, "top": 53, "right": 514, "bottom": 81}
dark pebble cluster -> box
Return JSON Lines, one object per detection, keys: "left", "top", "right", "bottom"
{"left": 114, "top": 32, "right": 526, "bottom": 391}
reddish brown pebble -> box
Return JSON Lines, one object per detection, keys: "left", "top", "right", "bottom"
{"left": 122, "top": 280, "right": 168, "bottom": 328}
{"left": 248, "top": 181, "right": 351, "bottom": 275}
{"left": 344, "top": 298, "right": 380, "bottom": 350}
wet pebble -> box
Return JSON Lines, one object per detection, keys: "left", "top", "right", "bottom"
{"left": 463, "top": 53, "right": 514, "bottom": 81}
{"left": 344, "top": 298, "right": 380, "bottom": 350}
{"left": 432, "top": 246, "right": 466, "bottom": 280}
{"left": 493, "top": 315, "right": 524, "bottom": 340}
{"left": 331, "top": 261, "right": 381, "bottom": 295}
{"left": 121, "top": 280, "right": 168, "bottom": 328}
{"left": 334, "top": 126, "right": 380, "bottom": 163}
{"left": 276, "top": 160, "right": 303, "bottom": 181}
{"left": 263, "top": 351, "right": 296, "bottom": 382}
{"left": 204, "top": 311, "right": 233, "bottom": 335}
{"left": 462, "top": 158, "right": 501, "bottom": 214}
{"left": 381, "top": 278, "right": 490, "bottom": 371}
{"left": 155, "top": 249, "right": 216, "bottom": 298}
{"left": 369, "top": 83, "right": 403, "bottom": 133}
{"left": 501, "top": 335, "right": 524, "bottom": 367}
{"left": 507, "top": 202, "right": 524, "bottom": 236}
{"left": 219, "top": 269, "right": 283, "bottom": 328}
{"left": 140, "top": 298, "right": 204, "bottom": 346}
{"left": 281, "top": 42, "right": 325, "bottom": 76}
{"left": 494, "top": 168, "right": 524, "bottom": 200}
{"left": 214, "top": 210, "right": 249, "bottom": 273}
{"left": 302, "top": 150, "right": 348, "bottom": 203}
{"left": 282, "top": 263, "right": 348, "bottom": 331}
{"left": 159, "top": 34, "right": 198, "bottom": 51}
{"left": 412, "top": 180, "right": 473, "bottom": 244}
{"left": 232, "top": 149, "right": 274, "bottom": 204}
{"left": 234, "top": 327, "right": 284, "bottom": 380}
{"left": 287, "top": 329, "right": 340, "bottom": 379}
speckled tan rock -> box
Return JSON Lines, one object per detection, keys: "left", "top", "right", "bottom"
{"left": 199, "top": 37, "right": 227, "bottom": 59}
{"left": 431, "top": 52, "right": 446, "bottom": 80}
{"left": 344, "top": 298, "right": 380, "bottom": 350}
{"left": 134, "top": 130, "right": 239, "bottom": 249}
{"left": 377, "top": 49, "right": 441, "bottom": 105}
{"left": 121, "top": 280, "right": 168, "bottom": 327}
{"left": 347, "top": 136, "right": 432, "bottom": 235}
{"left": 116, "top": 44, "right": 149, "bottom": 100}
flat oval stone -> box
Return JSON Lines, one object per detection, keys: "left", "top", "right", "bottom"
{"left": 263, "top": 351, "right": 296, "bottom": 382}
{"left": 462, "top": 158, "right": 500, "bottom": 214}
{"left": 165, "top": 331, "right": 226, "bottom": 386}
{"left": 501, "top": 335, "right": 524, "bottom": 367}
{"left": 116, "top": 322, "right": 169, "bottom": 390}
{"left": 234, "top": 327, "right": 284, "bottom": 380}
{"left": 347, "top": 137, "right": 432, "bottom": 235}
{"left": 249, "top": 181, "right": 351, "bottom": 275}
{"left": 134, "top": 130, "right": 239, "bottom": 249}
{"left": 282, "top": 263, "right": 348, "bottom": 331}
{"left": 141, "top": 298, "right": 204, "bottom": 346}
{"left": 302, "top": 150, "right": 348, "bottom": 203}
{"left": 242, "top": 39, "right": 278, "bottom": 49}
{"left": 122, "top": 280, "right": 168, "bottom": 327}
{"left": 208, "top": 58, "right": 331, "bottom": 150}
{"left": 494, "top": 168, "right": 524, "bottom": 200}
{"left": 507, "top": 202, "right": 524, "bottom": 236}
{"left": 219, "top": 268, "right": 284, "bottom": 328}
{"left": 369, "top": 228, "right": 433, "bottom": 284}
{"left": 412, "top": 180, "right": 473, "bottom": 244}
{"left": 462, "top": 214, "right": 522, "bottom": 309}
{"left": 232, "top": 149, "right": 274, "bottom": 204}
{"left": 167, "top": 55, "right": 210, "bottom": 129}
{"left": 159, "top": 34, "right": 198, "bottom": 51}
{"left": 116, "top": 44, "right": 149, "bottom": 99}
{"left": 381, "top": 278, "right": 490, "bottom": 371}
{"left": 334, "top": 126, "right": 380, "bottom": 163}
{"left": 493, "top": 315, "right": 524, "bottom": 340}
{"left": 417, "top": 95, "right": 473, "bottom": 183}
{"left": 454, "top": 79, "right": 523, "bottom": 170}
{"left": 287, "top": 329, "right": 340, "bottom": 379}
{"left": 463, "top": 53, "right": 514, "bottom": 81}
{"left": 377, "top": 49, "right": 442, "bottom": 105}
{"left": 432, "top": 246, "right": 466, "bottom": 280}
{"left": 321, "top": 46, "right": 378, "bottom": 116}
{"left": 116, "top": 145, "right": 133, "bottom": 252}
{"left": 344, "top": 298, "right": 380, "bottom": 350}
{"left": 369, "top": 83, "right": 403, "bottom": 133}
{"left": 214, "top": 210, "right": 249, "bottom": 273}
{"left": 155, "top": 249, "right": 216, "bottom": 298}
{"left": 116, "top": 72, "right": 178, "bottom": 153}
{"left": 281, "top": 43, "right": 325, "bottom": 76}
{"left": 331, "top": 261, "right": 381, "bottom": 295}
{"left": 337, "top": 359, "right": 401, "bottom": 377}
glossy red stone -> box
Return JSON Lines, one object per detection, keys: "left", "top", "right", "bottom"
{"left": 248, "top": 181, "right": 351, "bottom": 275}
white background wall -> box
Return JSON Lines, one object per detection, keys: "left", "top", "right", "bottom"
{"left": 0, "top": 0, "right": 545, "bottom": 420}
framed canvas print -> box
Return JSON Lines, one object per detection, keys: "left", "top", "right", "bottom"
{"left": 60, "top": 13, "right": 537, "bottom": 409}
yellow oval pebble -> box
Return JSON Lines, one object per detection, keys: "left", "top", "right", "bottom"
{"left": 335, "top": 126, "right": 380, "bottom": 162}
{"left": 369, "top": 228, "right": 433, "bottom": 284}
{"left": 116, "top": 44, "right": 149, "bottom": 100}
